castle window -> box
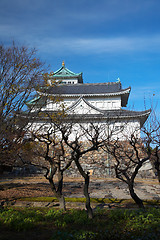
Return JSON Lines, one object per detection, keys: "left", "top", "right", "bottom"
{"left": 114, "top": 125, "right": 124, "bottom": 132}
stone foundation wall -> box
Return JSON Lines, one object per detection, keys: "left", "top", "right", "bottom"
{"left": 9, "top": 142, "right": 155, "bottom": 179}
{"left": 63, "top": 147, "right": 155, "bottom": 179}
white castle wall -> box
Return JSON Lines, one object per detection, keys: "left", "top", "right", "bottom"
{"left": 27, "top": 119, "right": 141, "bottom": 142}
{"left": 88, "top": 96, "right": 121, "bottom": 110}
{"left": 47, "top": 78, "right": 78, "bottom": 85}
{"left": 43, "top": 96, "right": 121, "bottom": 111}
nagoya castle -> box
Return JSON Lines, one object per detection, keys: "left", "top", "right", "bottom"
{"left": 26, "top": 61, "right": 151, "bottom": 176}
{"left": 27, "top": 61, "right": 150, "bottom": 139}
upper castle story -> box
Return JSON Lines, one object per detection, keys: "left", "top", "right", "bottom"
{"left": 27, "top": 62, "right": 131, "bottom": 111}
{"left": 47, "top": 61, "right": 83, "bottom": 85}
{"left": 43, "top": 62, "right": 130, "bottom": 110}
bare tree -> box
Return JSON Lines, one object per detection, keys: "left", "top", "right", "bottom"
{"left": 56, "top": 121, "right": 105, "bottom": 218}
{"left": 142, "top": 110, "right": 160, "bottom": 183}
{"left": 16, "top": 119, "right": 73, "bottom": 210}
{"left": 150, "top": 147, "right": 160, "bottom": 183}
{"left": 103, "top": 132, "right": 152, "bottom": 208}
{"left": 0, "top": 42, "right": 46, "bottom": 169}
{"left": 33, "top": 131, "right": 73, "bottom": 210}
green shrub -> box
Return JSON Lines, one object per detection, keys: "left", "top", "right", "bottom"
{"left": 0, "top": 207, "right": 44, "bottom": 231}
{"left": 74, "top": 230, "right": 98, "bottom": 240}
{"left": 45, "top": 209, "right": 64, "bottom": 220}
{"left": 45, "top": 209, "right": 89, "bottom": 228}
{"left": 68, "top": 209, "right": 89, "bottom": 225}
{"left": 0, "top": 207, "right": 160, "bottom": 239}
{"left": 0, "top": 208, "right": 34, "bottom": 231}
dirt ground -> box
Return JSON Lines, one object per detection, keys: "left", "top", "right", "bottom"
{"left": 0, "top": 174, "right": 160, "bottom": 203}
{"left": 0, "top": 175, "right": 159, "bottom": 240}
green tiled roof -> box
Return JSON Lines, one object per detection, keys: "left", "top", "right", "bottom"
{"left": 26, "top": 95, "right": 46, "bottom": 107}
{"left": 51, "top": 62, "right": 83, "bottom": 83}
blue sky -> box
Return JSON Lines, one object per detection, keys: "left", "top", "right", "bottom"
{"left": 1, "top": 0, "right": 160, "bottom": 112}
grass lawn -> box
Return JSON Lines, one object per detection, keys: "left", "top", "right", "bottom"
{"left": 0, "top": 206, "right": 160, "bottom": 240}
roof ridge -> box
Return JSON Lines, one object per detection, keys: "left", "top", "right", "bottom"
{"left": 77, "top": 82, "right": 121, "bottom": 86}
{"left": 53, "top": 66, "right": 82, "bottom": 76}
{"left": 120, "top": 108, "right": 151, "bottom": 114}
{"left": 57, "top": 82, "right": 122, "bottom": 87}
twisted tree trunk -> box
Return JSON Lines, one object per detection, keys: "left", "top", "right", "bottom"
{"left": 84, "top": 172, "right": 93, "bottom": 219}
{"left": 128, "top": 182, "right": 144, "bottom": 209}
{"left": 75, "top": 158, "right": 93, "bottom": 219}
{"left": 46, "top": 164, "right": 66, "bottom": 210}
{"left": 48, "top": 174, "right": 66, "bottom": 210}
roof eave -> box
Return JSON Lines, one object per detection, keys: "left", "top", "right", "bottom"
{"left": 121, "top": 88, "right": 131, "bottom": 107}
{"left": 26, "top": 109, "right": 151, "bottom": 125}
{"left": 37, "top": 87, "right": 131, "bottom": 98}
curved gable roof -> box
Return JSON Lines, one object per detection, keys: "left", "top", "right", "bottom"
{"left": 67, "top": 97, "right": 105, "bottom": 114}
{"left": 52, "top": 64, "right": 83, "bottom": 83}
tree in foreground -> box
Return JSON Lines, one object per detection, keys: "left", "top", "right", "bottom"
{"left": 17, "top": 105, "right": 72, "bottom": 210}
{"left": 0, "top": 42, "right": 46, "bottom": 171}
{"left": 103, "top": 130, "right": 152, "bottom": 209}
{"left": 31, "top": 129, "right": 73, "bottom": 210}
{"left": 57, "top": 121, "right": 105, "bottom": 218}
{"left": 150, "top": 147, "right": 160, "bottom": 183}
{"left": 142, "top": 110, "right": 160, "bottom": 183}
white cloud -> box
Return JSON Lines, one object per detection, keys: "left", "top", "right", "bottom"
{"left": 2, "top": 30, "right": 160, "bottom": 56}
{"left": 35, "top": 35, "right": 160, "bottom": 55}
